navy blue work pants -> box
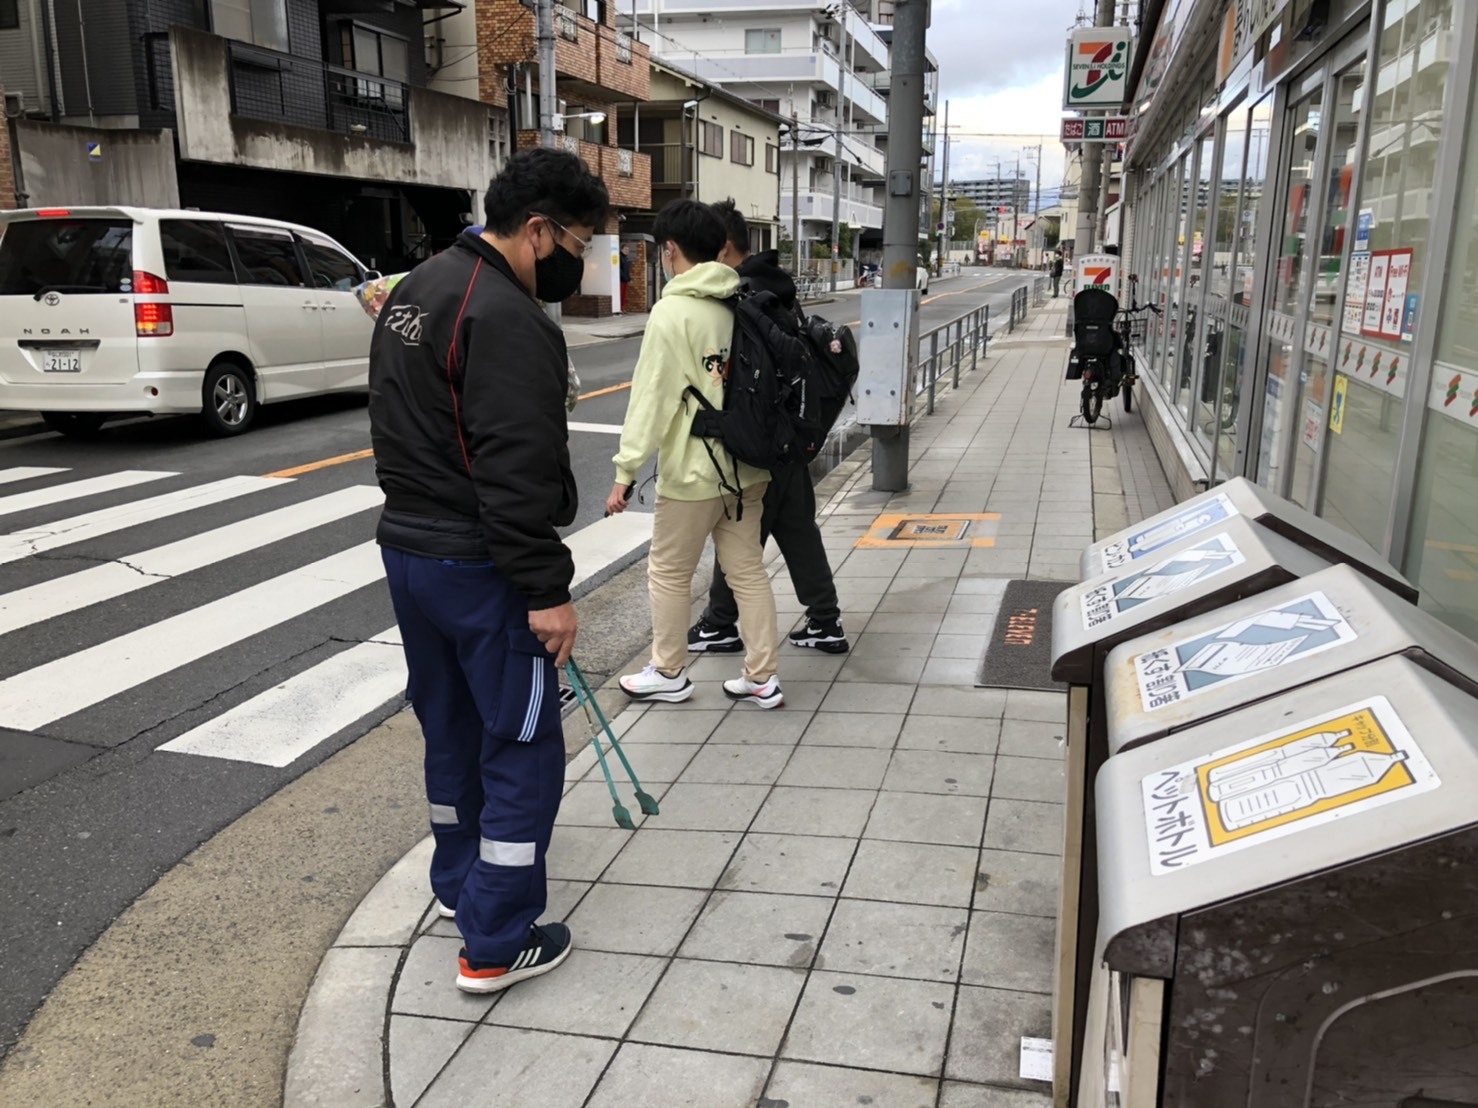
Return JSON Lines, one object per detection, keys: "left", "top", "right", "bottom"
{"left": 382, "top": 547, "right": 565, "bottom": 966}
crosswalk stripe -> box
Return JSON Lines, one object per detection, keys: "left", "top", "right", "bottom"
{"left": 0, "top": 486, "right": 383, "bottom": 638}
{"left": 0, "top": 470, "right": 174, "bottom": 518}
{"left": 0, "top": 467, "right": 69, "bottom": 486}
{"left": 0, "top": 475, "right": 289, "bottom": 566}
{"left": 0, "top": 541, "right": 385, "bottom": 731}
{"left": 156, "top": 638, "right": 408, "bottom": 767}
{"left": 566, "top": 421, "right": 623, "bottom": 435}
{"left": 157, "top": 513, "right": 656, "bottom": 767}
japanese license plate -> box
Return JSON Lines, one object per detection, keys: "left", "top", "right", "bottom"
{"left": 42, "top": 350, "right": 82, "bottom": 374}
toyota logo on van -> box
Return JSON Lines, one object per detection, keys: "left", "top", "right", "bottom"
{"left": 43, "top": 292, "right": 61, "bottom": 307}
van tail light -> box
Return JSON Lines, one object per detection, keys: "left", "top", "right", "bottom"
{"left": 135, "top": 302, "right": 174, "bottom": 338}
{"left": 132, "top": 271, "right": 169, "bottom": 295}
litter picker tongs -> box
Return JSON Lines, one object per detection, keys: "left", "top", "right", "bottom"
{"left": 564, "top": 659, "right": 659, "bottom": 830}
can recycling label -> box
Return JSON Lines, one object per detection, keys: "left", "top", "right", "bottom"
{"left": 1099, "top": 493, "right": 1239, "bottom": 571}
{"left": 1133, "top": 591, "right": 1358, "bottom": 711}
{"left": 1141, "top": 696, "right": 1439, "bottom": 875}
{"left": 1081, "top": 532, "right": 1245, "bottom": 629}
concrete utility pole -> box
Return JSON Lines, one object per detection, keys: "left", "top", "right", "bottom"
{"left": 1073, "top": 0, "right": 1114, "bottom": 255}
{"left": 829, "top": 19, "right": 847, "bottom": 293}
{"left": 536, "top": 0, "right": 558, "bottom": 150}
{"left": 874, "top": 0, "right": 926, "bottom": 492}
{"left": 937, "top": 99, "right": 950, "bottom": 276}
{"left": 791, "top": 104, "right": 801, "bottom": 268}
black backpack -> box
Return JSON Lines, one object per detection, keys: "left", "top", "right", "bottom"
{"left": 686, "top": 289, "right": 823, "bottom": 513}
{"left": 799, "top": 313, "right": 859, "bottom": 439}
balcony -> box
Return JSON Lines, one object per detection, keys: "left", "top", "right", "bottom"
{"left": 488, "top": 4, "right": 650, "bottom": 102}
{"left": 163, "top": 26, "right": 492, "bottom": 190}
{"left": 516, "top": 132, "right": 652, "bottom": 210}
{"left": 645, "top": 142, "right": 693, "bottom": 190}
{"left": 782, "top": 186, "right": 883, "bottom": 230}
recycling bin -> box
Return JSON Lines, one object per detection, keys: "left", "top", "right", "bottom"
{"left": 1082, "top": 655, "right": 1478, "bottom": 1107}
{"left": 1104, "top": 562, "right": 1478, "bottom": 755}
{"left": 1078, "top": 476, "right": 1415, "bottom": 604}
{"left": 1047, "top": 512, "right": 1412, "bottom": 1104}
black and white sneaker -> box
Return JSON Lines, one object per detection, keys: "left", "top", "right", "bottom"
{"left": 688, "top": 617, "right": 745, "bottom": 654}
{"left": 788, "top": 619, "right": 849, "bottom": 655}
{"left": 456, "top": 922, "right": 573, "bottom": 994}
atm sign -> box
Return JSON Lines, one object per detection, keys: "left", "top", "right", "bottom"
{"left": 1061, "top": 117, "right": 1130, "bottom": 143}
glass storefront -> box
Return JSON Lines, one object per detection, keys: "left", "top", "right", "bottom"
{"left": 1123, "top": 0, "right": 1475, "bottom": 641}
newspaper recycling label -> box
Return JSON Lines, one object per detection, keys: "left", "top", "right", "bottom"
{"left": 1141, "top": 696, "right": 1438, "bottom": 875}
{"left": 1098, "top": 493, "right": 1239, "bottom": 571}
{"left": 1134, "top": 591, "right": 1358, "bottom": 711}
{"left": 1081, "top": 533, "right": 1246, "bottom": 629}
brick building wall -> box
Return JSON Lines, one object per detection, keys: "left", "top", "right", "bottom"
{"left": 0, "top": 85, "right": 14, "bottom": 208}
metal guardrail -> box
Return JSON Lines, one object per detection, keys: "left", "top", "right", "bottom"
{"left": 917, "top": 305, "right": 989, "bottom": 415}
{"left": 1006, "top": 286, "right": 1029, "bottom": 331}
{"left": 1032, "top": 275, "right": 1049, "bottom": 307}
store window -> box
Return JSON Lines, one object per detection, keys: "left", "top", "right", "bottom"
{"left": 1256, "top": 84, "right": 1323, "bottom": 490}
{"left": 1178, "top": 131, "right": 1217, "bottom": 424}
{"left": 1321, "top": 0, "right": 1454, "bottom": 551}
{"left": 1404, "top": 9, "right": 1476, "bottom": 639}
{"left": 1158, "top": 156, "right": 1193, "bottom": 395}
{"left": 1214, "top": 98, "right": 1272, "bottom": 479}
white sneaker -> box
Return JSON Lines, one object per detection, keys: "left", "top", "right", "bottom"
{"left": 437, "top": 901, "right": 456, "bottom": 920}
{"left": 620, "top": 664, "right": 694, "bottom": 703}
{"left": 723, "top": 675, "right": 784, "bottom": 709}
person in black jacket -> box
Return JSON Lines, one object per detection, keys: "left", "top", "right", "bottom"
{"left": 368, "top": 148, "right": 608, "bottom": 996}
{"left": 688, "top": 199, "right": 849, "bottom": 658}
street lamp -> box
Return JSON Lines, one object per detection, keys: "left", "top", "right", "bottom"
{"left": 552, "top": 111, "right": 606, "bottom": 130}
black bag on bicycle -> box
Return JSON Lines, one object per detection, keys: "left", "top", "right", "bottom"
{"left": 1072, "top": 288, "right": 1119, "bottom": 357}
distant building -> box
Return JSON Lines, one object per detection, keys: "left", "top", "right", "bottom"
{"left": 947, "top": 177, "right": 1033, "bottom": 214}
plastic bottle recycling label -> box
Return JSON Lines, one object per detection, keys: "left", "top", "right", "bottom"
{"left": 1098, "top": 493, "right": 1239, "bottom": 571}
{"left": 1141, "top": 696, "right": 1439, "bottom": 875}
{"left": 1133, "top": 591, "right": 1359, "bottom": 711}
{"left": 1081, "top": 533, "right": 1246, "bottom": 629}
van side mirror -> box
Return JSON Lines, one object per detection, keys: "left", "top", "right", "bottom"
{"left": 363, "top": 269, "right": 383, "bottom": 282}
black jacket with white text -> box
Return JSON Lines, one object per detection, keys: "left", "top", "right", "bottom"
{"left": 368, "top": 234, "right": 578, "bottom": 610}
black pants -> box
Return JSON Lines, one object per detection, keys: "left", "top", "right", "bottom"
{"left": 1052, "top": 274, "right": 1062, "bottom": 297}
{"left": 704, "top": 461, "right": 840, "bottom": 627}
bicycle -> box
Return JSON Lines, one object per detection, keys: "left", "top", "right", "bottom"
{"left": 1067, "top": 286, "right": 1158, "bottom": 428}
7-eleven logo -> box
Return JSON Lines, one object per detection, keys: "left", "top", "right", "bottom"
{"left": 1073, "top": 40, "right": 1127, "bottom": 99}
{"left": 1084, "top": 266, "right": 1113, "bottom": 288}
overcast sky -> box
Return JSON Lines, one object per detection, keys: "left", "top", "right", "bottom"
{"left": 925, "top": 0, "right": 1086, "bottom": 209}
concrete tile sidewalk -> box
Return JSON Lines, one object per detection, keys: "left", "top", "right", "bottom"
{"left": 284, "top": 296, "right": 1174, "bottom": 1108}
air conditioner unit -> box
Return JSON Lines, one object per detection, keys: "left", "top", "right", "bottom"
{"left": 817, "top": 157, "right": 834, "bottom": 174}
{"left": 816, "top": 91, "right": 835, "bottom": 109}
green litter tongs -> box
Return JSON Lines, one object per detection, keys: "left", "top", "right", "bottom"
{"left": 564, "top": 659, "right": 659, "bottom": 830}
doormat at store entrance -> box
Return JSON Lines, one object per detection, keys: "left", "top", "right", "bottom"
{"left": 976, "top": 580, "right": 1069, "bottom": 692}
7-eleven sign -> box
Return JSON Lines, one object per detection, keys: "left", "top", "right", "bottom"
{"left": 1075, "top": 253, "right": 1120, "bottom": 295}
{"left": 1064, "top": 27, "right": 1133, "bottom": 109}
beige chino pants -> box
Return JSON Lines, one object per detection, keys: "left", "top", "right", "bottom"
{"left": 648, "top": 484, "right": 779, "bottom": 683}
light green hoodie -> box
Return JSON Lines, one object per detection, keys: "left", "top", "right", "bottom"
{"left": 612, "top": 261, "right": 769, "bottom": 501}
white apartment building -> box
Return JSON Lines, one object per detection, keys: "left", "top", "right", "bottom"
{"left": 622, "top": 0, "right": 892, "bottom": 251}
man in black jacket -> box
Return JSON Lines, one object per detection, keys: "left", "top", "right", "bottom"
{"left": 688, "top": 199, "right": 849, "bottom": 657}
{"left": 369, "top": 148, "right": 608, "bottom": 995}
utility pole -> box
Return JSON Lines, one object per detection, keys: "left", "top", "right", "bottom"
{"left": 829, "top": 19, "right": 847, "bottom": 293}
{"left": 1033, "top": 141, "right": 1043, "bottom": 262}
{"left": 790, "top": 104, "right": 801, "bottom": 271}
{"left": 937, "top": 99, "right": 950, "bottom": 276}
{"left": 536, "top": 0, "right": 560, "bottom": 322}
{"left": 874, "top": 0, "right": 926, "bottom": 492}
{"left": 1074, "top": 0, "right": 1114, "bottom": 255}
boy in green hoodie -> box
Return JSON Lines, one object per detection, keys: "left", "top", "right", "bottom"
{"left": 606, "top": 200, "right": 781, "bottom": 708}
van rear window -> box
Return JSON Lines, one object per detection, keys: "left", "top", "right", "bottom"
{"left": 0, "top": 218, "right": 134, "bottom": 296}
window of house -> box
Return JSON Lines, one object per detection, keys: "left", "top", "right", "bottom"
{"left": 745, "top": 28, "right": 781, "bottom": 54}
{"left": 341, "top": 24, "right": 410, "bottom": 83}
{"left": 698, "top": 120, "right": 723, "bottom": 158}
{"left": 730, "top": 131, "right": 754, "bottom": 166}
{"left": 227, "top": 226, "right": 305, "bottom": 286}
{"left": 160, "top": 220, "right": 237, "bottom": 285}
{"left": 757, "top": 99, "right": 780, "bottom": 114}
{"left": 209, "top": 0, "right": 288, "bottom": 53}
{"left": 0, "top": 0, "right": 20, "bottom": 31}
{"left": 765, "top": 143, "right": 779, "bottom": 173}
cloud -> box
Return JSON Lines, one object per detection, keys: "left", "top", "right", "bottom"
{"left": 926, "top": 0, "right": 1085, "bottom": 101}
{"left": 932, "top": 70, "right": 1071, "bottom": 209}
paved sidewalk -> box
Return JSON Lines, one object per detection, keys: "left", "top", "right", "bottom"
{"left": 285, "top": 297, "right": 1174, "bottom": 1108}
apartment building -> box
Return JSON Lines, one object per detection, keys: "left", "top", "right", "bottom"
{"left": 0, "top": 0, "right": 504, "bottom": 271}
{"left": 621, "top": 0, "right": 892, "bottom": 258}
{"left": 949, "top": 177, "right": 1033, "bottom": 213}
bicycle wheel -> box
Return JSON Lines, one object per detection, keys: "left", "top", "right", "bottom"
{"left": 1122, "top": 377, "right": 1134, "bottom": 412}
{"left": 1081, "top": 380, "right": 1103, "bottom": 424}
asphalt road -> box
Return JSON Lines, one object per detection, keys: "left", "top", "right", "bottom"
{"left": 0, "top": 266, "right": 1035, "bottom": 1056}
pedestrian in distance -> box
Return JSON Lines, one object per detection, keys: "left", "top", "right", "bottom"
{"left": 688, "top": 198, "right": 849, "bottom": 658}
{"left": 619, "top": 243, "right": 633, "bottom": 312}
{"left": 1051, "top": 251, "right": 1065, "bottom": 298}
{"left": 368, "top": 147, "right": 608, "bottom": 996}
{"left": 607, "top": 199, "right": 782, "bottom": 709}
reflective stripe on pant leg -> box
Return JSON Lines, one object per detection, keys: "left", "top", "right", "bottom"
{"left": 479, "top": 838, "right": 536, "bottom": 867}
{"left": 429, "top": 802, "right": 459, "bottom": 826}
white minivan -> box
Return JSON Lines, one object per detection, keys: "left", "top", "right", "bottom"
{"left": 0, "top": 207, "right": 377, "bottom": 436}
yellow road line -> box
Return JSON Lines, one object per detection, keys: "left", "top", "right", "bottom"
{"left": 264, "top": 448, "right": 374, "bottom": 479}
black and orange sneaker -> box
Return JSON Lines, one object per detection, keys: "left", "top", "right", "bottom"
{"left": 455, "top": 922, "right": 573, "bottom": 995}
